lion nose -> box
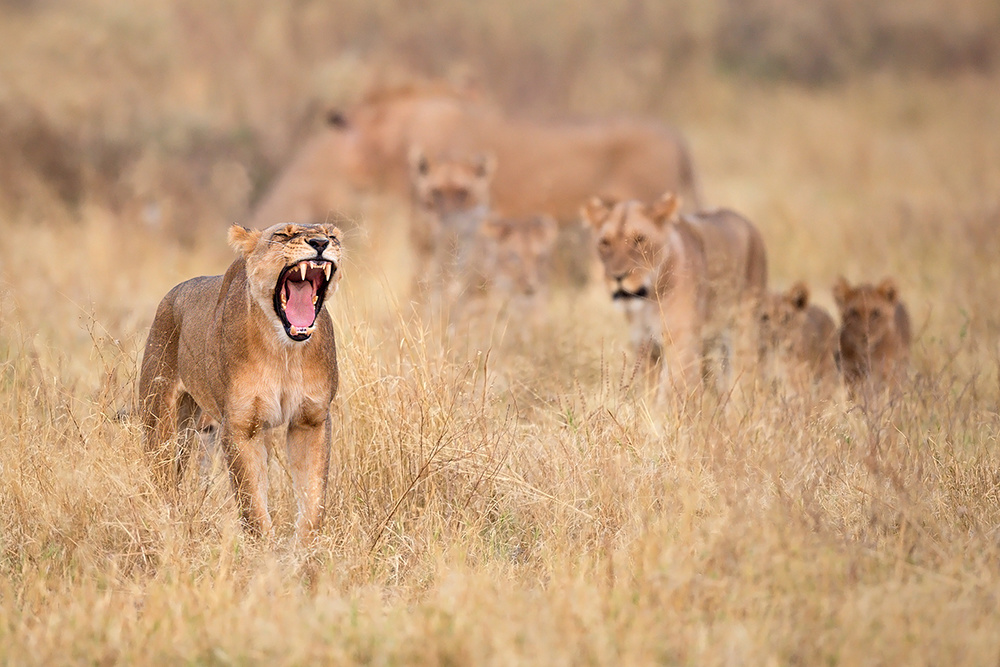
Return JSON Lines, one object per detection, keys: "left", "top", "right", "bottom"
{"left": 308, "top": 238, "right": 330, "bottom": 254}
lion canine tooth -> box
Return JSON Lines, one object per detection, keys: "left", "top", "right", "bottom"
{"left": 312, "top": 295, "right": 318, "bottom": 305}
{"left": 299, "top": 263, "right": 307, "bottom": 281}
{"left": 323, "top": 263, "right": 332, "bottom": 280}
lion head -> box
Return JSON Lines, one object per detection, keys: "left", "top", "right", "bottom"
{"left": 833, "top": 276, "right": 911, "bottom": 386}
{"left": 759, "top": 282, "right": 812, "bottom": 357}
{"left": 758, "top": 282, "right": 840, "bottom": 388}
{"left": 228, "top": 222, "right": 342, "bottom": 342}
{"left": 408, "top": 147, "right": 495, "bottom": 229}
{"left": 582, "top": 193, "right": 682, "bottom": 302}
{"left": 481, "top": 214, "right": 558, "bottom": 300}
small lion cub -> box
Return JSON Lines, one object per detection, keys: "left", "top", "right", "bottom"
{"left": 480, "top": 214, "right": 558, "bottom": 317}
{"left": 833, "top": 276, "right": 911, "bottom": 397}
{"left": 758, "top": 282, "right": 840, "bottom": 394}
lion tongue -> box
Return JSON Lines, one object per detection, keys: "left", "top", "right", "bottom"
{"left": 284, "top": 280, "right": 316, "bottom": 328}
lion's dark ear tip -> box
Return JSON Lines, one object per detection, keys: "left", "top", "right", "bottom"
{"left": 326, "top": 110, "right": 347, "bottom": 128}
{"left": 878, "top": 277, "right": 898, "bottom": 301}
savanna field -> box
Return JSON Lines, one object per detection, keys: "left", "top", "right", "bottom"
{"left": 2, "top": 1, "right": 1000, "bottom": 663}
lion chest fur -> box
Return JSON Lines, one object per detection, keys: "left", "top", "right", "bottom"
{"left": 166, "top": 259, "right": 338, "bottom": 431}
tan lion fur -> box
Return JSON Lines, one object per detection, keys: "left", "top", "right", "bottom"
{"left": 251, "top": 84, "right": 700, "bottom": 228}
{"left": 407, "top": 147, "right": 495, "bottom": 310}
{"left": 138, "top": 222, "right": 342, "bottom": 543}
{"left": 480, "top": 214, "right": 559, "bottom": 308}
{"left": 833, "top": 276, "right": 912, "bottom": 397}
{"left": 758, "top": 282, "right": 841, "bottom": 394}
{"left": 582, "top": 193, "right": 767, "bottom": 399}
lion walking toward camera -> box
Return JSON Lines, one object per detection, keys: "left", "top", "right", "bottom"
{"left": 583, "top": 193, "right": 767, "bottom": 400}
{"left": 138, "top": 222, "right": 342, "bottom": 543}
{"left": 833, "top": 276, "right": 911, "bottom": 397}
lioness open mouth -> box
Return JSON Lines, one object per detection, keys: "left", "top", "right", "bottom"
{"left": 612, "top": 286, "right": 650, "bottom": 301}
{"left": 273, "top": 259, "right": 336, "bottom": 341}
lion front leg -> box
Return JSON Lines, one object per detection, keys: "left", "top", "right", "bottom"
{"left": 220, "top": 420, "right": 273, "bottom": 540}
{"left": 286, "top": 411, "right": 332, "bottom": 545}
{"left": 656, "top": 327, "right": 702, "bottom": 407}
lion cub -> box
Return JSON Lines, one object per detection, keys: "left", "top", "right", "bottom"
{"left": 407, "top": 146, "right": 495, "bottom": 311}
{"left": 480, "top": 214, "right": 558, "bottom": 315}
{"left": 833, "top": 276, "right": 911, "bottom": 396}
{"left": 758, "top": 282, "right": 840, "bottom": 393}
{"left": 138, "top": 222, "right": 342, "bottom": 543}
{"left": 582, "top": 193, "right": 767, "bottom": 399}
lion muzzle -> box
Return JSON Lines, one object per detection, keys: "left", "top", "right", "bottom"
{"left": 274, "top": 258, "right": 337, "bottom": 341}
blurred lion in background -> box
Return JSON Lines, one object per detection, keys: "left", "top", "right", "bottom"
{"left": 406, "top": 147, "right": 496, "bottom": 318}
{"left": 480, "top": 214, "right": 558, "bottom": 307}
{"left": 758, "top": 282, "right": 841, "bottom": 395}
{"left": 251, "top": 82, "right": 701, "bottom": 230}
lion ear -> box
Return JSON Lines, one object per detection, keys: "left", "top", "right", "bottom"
{"left": 481, "top": 216, "right": 510, "bottom": 241}
{"left": 581, "top": 196, "right": 614, "bottom": 228}
{"left": 650, "top": 192, "right": 682, "bottom": 226}
{"left": 408, "top": 145, "right": 429, "bottom": 177}
{"left": 877, "top": 277, "right": 898, "bottom": 302}
{"left": 228, "top": 224, "right": 261, "bottom": 257}
{"left": 787, "top": 281, "right": 810, "bottom": 310}
{"left": 832, "top": 276, "right": 851, "bottom": 309}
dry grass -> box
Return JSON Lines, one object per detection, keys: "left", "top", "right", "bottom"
{"left": 2, "top": 1, "right": 1000, "bottom": 664}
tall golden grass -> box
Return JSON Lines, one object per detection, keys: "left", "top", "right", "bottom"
{"left": 2, "top": 1, "right": 1000, "bottom": 664}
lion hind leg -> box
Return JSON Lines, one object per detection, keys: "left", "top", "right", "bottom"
{"left": 138, "top": 311, "right": 184, "bottom": 493}
{"left": 175, "top": 392, "right": 203, "bottom": 483}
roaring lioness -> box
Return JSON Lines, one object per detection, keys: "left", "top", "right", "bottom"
{"left": 138, "top": 222, "right": 342, "bottom": 542}
{"left": 582, "top": 193, "right": 767, "bottom": 397}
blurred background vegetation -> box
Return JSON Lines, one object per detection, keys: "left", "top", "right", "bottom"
{"left": 1, "top": 0, "right": 997, "bottom": 240}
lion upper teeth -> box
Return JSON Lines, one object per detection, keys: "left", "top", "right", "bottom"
{"left": 299, "top": 264, "right": 307, "bottom": 281}
{"left": 323, "top": 263, "right": 332, "bottom": 280}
